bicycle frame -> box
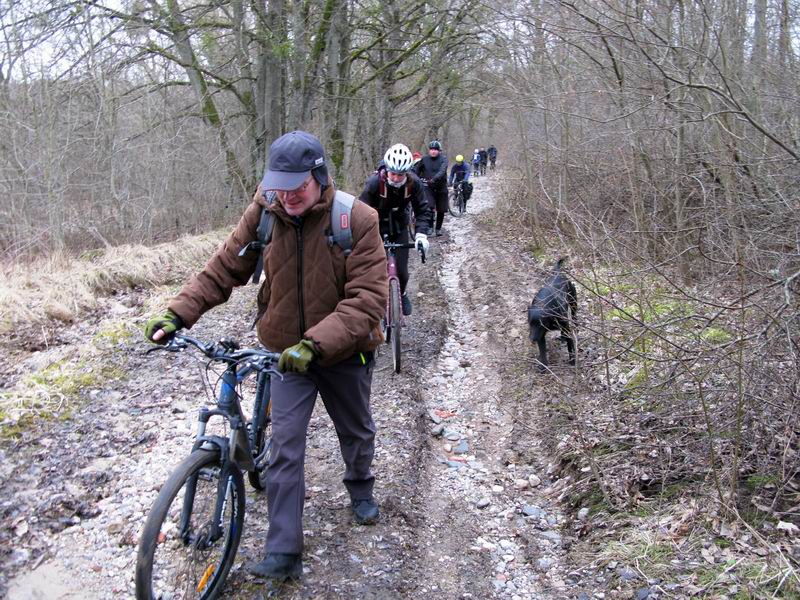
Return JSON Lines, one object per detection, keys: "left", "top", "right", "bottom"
{"left": 155, "top": 336, "right": 279, "bottom": 546}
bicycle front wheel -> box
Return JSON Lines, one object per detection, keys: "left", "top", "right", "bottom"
{"left": 448, "top": 191, "right": 463, "bottom": 217}
{"left": 136, "top": 449, "right": 245, "bottom": 600}
{"left": 390, "top": 279, "right": 402, "bottom": 373}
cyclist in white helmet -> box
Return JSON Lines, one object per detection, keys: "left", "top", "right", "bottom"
{"left": 360, "top": 143, "right": 432, "bottom": 316}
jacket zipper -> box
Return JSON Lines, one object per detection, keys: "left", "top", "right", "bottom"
{"left": 296, "top": 223, "right": 306, "bottom": 337}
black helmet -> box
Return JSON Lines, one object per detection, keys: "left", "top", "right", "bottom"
{"left": 428, "top": 140, "right": 442, "bottom": 150}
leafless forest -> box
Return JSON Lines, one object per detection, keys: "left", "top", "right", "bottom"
{"left": 2, "top": 0, "right": 800, "bottom": 591}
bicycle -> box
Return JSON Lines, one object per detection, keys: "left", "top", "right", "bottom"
{"left": 448, "top": 182, "right": 467, "bottom": 217}
{"left": 135, "top": 334, "right": 281, "bottom": 600}
{"left": 419, "top": 178, "right": 438, "bottom": 233}
{"left": 381, "top": 237, "right": 425, "bottom": 373}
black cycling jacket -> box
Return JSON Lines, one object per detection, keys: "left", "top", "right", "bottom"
{"left": 359, "top": 171, "right": 432, "bottom": 238}
{"left": 415, "top": 153, "right": 449, "bottom": 190}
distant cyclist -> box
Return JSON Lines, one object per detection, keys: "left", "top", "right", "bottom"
{"left": 414, "top": 140, "right": 449, "bottom": 236}
{"left": 472, "top": 148, "right": 481, "bottom": 177}
{"left": 449, "top": 155, "right": 472, "bottom": 211}
{"left": 360, "top": 143, "right": 431, "bottom": 316}
{"left": 479, "top": 147, "right": 488, "bottom": 175}
{"left": 487, "top": 144, "right": 497, "bottom": 170}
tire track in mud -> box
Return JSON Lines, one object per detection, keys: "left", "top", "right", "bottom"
{"left": 399, "top": 175, "right": 575, "bottom": 599}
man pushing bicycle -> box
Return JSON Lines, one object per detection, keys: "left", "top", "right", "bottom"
{"left": 144, "top": 130, "right": 388, "bottom": 584}
{"left": 359, "top": 143, "right": 431, "bottom": 316}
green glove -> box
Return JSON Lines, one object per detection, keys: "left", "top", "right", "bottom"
{"left": 278, "top": 339, "right": 318, "bottom": 373}
{"left": 144, "top": 309, "right": 184, "bottom": 345}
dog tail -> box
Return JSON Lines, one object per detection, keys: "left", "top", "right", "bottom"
{"left": 554, "top": 257, "right": 568, "bottom": 272}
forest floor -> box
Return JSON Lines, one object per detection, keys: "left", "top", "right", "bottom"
{"left": 0, "top": 173, "right": 779, "bottom": 599}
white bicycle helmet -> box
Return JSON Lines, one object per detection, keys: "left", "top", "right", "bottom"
{"left": 384, "top": 144, "right": 414, "bottom": 173}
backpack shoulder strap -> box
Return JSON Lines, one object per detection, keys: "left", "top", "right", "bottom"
{"left": 251, "top": 191, "right": 277, "bottom": 284}
{"left": 329, "top": 190, "right": 355, "bottom": 256}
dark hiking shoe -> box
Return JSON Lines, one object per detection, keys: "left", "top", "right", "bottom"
{"left": 401, "top": 294, "right": 412, "bottom": 316}
{"left": 352, "top": 498, "right": 380, "bottom": 525}
{"left": 435, "top": 229, "right": 443, "bottom": 237}
{"left": 247, "top": 553, "right": 303, "bottom": 581}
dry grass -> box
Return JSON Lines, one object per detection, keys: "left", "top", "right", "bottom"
{"left": 0, "top": 230, "right": 227, "bottom": 334}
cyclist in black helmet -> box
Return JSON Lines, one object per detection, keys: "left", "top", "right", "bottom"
{"left": 414, "top": 140, "right": 449, "bottom": 235}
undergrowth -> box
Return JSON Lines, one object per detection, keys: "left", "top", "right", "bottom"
{"left": 0, "top": 230, "right": 226, "bottom": 335}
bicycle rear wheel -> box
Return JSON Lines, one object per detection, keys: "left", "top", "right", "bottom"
{"left": 390, "top": 279, "right": 402, "bottom": 373}
{"left": 248, "top": 372, "right": 272, "bottom": 491}
{"left": 248, "top": 405, "right": 272, "bottom": 491}
{"left": 136, "top": 449, "right": 245, "bottom": 600}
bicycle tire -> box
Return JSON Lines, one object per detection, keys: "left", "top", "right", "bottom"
{"left": 248, "top": 401, "right": 272, "bottom": 491}
{"left": 448, "top": 189, "right": 464, "bottom": 218}
{"left": 136, "top": 449, "right": 245, "bottom": 600}
{"left": 382, "top": 315, "right": 391, "bottom": 343}
{"left": 390, "top": 279, "right": 402, "bottom": 373}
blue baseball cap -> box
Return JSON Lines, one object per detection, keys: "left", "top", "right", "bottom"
{"left": 261, "top": 131, "right": 326, "bottom": 191}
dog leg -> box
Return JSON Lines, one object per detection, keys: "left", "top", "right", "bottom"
{"left": 561, "top": 324, "right": 576, "bottom": 365}
{"left": 536, "top": 339, "right": 548, "bottom": 372}
{"left": 566, "top": 335, "right": 576, "bottom": 365}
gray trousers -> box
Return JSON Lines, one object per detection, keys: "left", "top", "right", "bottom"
{"left": 265, "top": 355, "right": 376, "bottom": 554}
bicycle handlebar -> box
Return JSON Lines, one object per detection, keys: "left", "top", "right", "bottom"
{"left": 151, "top": 333, "right": 282, "bottom": 366}
{"left": 383, "top": 241, "right": 426, "bottom": 264}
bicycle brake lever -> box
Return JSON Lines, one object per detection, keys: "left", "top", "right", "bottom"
{"left": 267, "top": 366, "right": 284, "bottom": 380}
{"left": 145, "top": 339, "right": 187, "bottom": 354}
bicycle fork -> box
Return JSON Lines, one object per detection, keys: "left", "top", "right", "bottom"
{"left": 179, "top": 370, "right": 245, "bottom": 547}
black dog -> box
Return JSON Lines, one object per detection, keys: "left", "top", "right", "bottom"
{"left": 527, "top": 258, "right": 578, "bottom": 371}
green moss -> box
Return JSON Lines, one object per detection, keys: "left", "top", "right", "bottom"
{"left": 624, "top": 363, "right": 651, "bottom": 390}
{"left": 607, "top": 307, "right": 635, "bottom": 321}
{"left": 701, "top": 327, "right": 733, "bottom": 344}
{"left": 0, "top": 359, "right": 126, "bottom": 440}
{"left": 609, "top": 539, "right": 674, "bottom": 566}
{"left": 606, "top": 295, "right": 693, "bottom": 323}
{"left": 589, "top": 282, "right": 612, "bottom": 296}
{"left": 28, "top": 360, "right": 116, "bottom": 398}
{"left": 93, "top": 321, "right": 136, "bottom": 346}
{"left": 744, "top": 474, "right": 780, "bottom": 490}
{"left": 0, "top": 410, "right": 41, "bottom": 440}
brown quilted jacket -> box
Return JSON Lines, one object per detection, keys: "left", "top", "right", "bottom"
{"left": 169, "top": 182, "right": 388, "bottom": 366}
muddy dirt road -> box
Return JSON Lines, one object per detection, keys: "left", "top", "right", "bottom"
{"left": 2, "top": 174, "right": 589, "bottom": 599}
